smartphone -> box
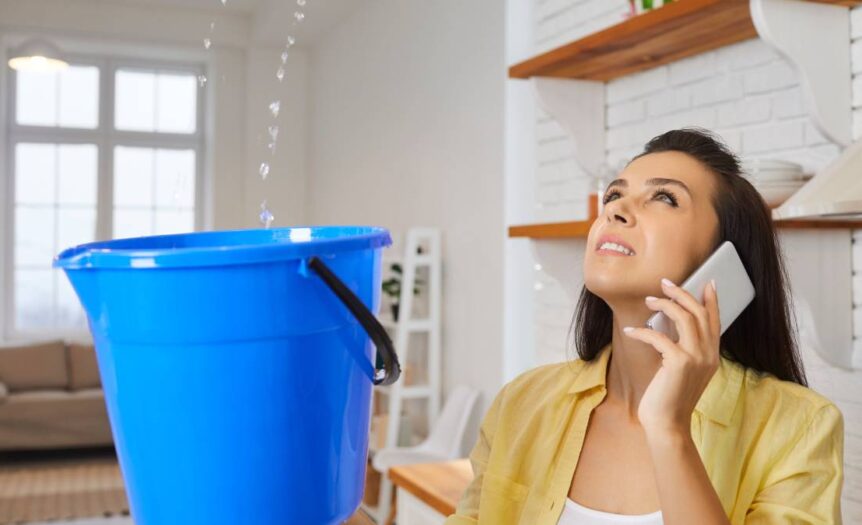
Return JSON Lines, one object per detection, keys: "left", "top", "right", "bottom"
{"left": 645, "top": 241, "right": 755, "bottom": 342}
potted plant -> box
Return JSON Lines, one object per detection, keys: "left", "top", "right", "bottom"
{"left": 381, "top": 262, "right": 425, "bottom": 322}
{"left": 628, "top": 0, "right": 674, "bottom": 16}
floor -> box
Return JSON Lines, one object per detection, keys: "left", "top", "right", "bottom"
{"left": 2, "top": 447, "right": 374, "bottom": 525}
{"left": 26, "top": 516, "right": 134, "bottom": 525}
{"left": 24, "top": 514, "right": 373, "bottom": 524}
{"left": 22, "top": 510, "right": 375, "bottom": 524}
{"left": 0, "top": 447, "right": 129, "bottom": 525}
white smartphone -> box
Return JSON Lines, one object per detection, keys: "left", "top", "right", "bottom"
{"left": 645, "top": 240, "right": 755, "bottom": 342}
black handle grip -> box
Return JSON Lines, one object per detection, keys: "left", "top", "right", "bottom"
{"left": 308, "top": 256, "right": 401, "bottom": 386}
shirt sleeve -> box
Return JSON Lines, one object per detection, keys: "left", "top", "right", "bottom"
{"left": 745, "top": 403, "right": 845, "bottom": 524}
{"left": 443, "top": 382, "right": 508, "bottom": 525}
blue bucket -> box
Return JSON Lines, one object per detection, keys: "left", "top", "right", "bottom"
{"left": 53, "top": 226, "right": 400, "bottom": 525}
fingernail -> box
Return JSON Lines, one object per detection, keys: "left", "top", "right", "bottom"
{"left": 645, "top": 295, "right": 658, "bottom": 302}
{"left": 711, "top": 279, "right": 716, "bottom": 292}
{"left": 661, "top": 278, "right": 675, "bottom": 287}
{"left": 623, "top": 326, "right": 634, "bottom": 333}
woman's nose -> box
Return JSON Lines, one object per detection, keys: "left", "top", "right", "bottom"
{"left": 611, "top": 212, "right": 628, "bottom": 224}
{"left": 604, "top": 201, "right": 630, "bottom": 224}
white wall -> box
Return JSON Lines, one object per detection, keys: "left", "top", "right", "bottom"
{"left": 307, "top": 0, "right": 506, "bottom": 415}
{"left": 504, "top": 0, "right": 538, "bottom": 383}
{"left": 505, "top": 0, "right": 862, "bottom": 518}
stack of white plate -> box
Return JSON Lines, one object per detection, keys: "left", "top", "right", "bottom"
{"left": 740, "top": 158, "right": 809, "bottom": 207}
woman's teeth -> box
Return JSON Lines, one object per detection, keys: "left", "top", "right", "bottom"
{"left": 599, "top": 242, "right": 634, "bottom": 255}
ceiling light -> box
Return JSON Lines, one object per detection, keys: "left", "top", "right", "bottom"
{"left": 8, "top": 38, "right": 69, "bottom": 72}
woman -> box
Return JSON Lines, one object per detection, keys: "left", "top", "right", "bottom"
{"left": 444, "top": 128, "right": 845, "bottom": 525}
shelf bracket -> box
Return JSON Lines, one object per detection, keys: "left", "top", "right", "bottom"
{"left": 532, "top": 77, "right": 606, "bottom": 177}
{"left": 750, "top": 0, "right": 852, "bottom": 147}
{"left": 531, "top": 239, "right": 586, "bottom": 303}
{"left": 780, "top": 231, "right": 857, "bottom": 370}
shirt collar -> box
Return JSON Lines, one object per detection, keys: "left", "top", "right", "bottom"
{"left": 566, "top": 342, "right": 743, "bottom": 426}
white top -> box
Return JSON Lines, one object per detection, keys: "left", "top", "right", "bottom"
{"left": 556, "top": 497, "right": 664, "bottom": 525}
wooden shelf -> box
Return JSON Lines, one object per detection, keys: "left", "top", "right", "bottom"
{"left": 509, "top": 217, "right": 862, "bottom": 239}
{"left": 509, "top": 221, "right": 593, "bottom": 239}
{"left": 508, "top": 0, "right": 861, "bottom": 82}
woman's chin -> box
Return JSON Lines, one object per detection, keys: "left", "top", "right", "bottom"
{"left": 585, "top": 262, "right": 634, "bottom": 282}
{"left": 584, "top": 276, "right": 618, "bottom": 298}
{"left": 585, "top": 272, "right": 645, "bottom": 298}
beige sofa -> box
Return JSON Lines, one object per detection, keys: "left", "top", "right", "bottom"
{"left": 0, "top": 339, "right": 114, "bottom": 451}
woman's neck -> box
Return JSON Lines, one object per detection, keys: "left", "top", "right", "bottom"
{"left": 605, "top": 317, "right": 663, "bottom": 422}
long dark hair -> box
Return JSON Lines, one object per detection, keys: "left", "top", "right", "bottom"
{"left": 570, "top": 127, "right": 807, "bottom": 386}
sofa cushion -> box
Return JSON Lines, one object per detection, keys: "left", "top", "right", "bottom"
{"left": 67, "top": 343, "right": 101, "bottom": 390}
{"left": 0, "top": 340, "right": 68, "bottom": 392}
{"left": 0, "top": 388, "right": 113, "bottom": 450}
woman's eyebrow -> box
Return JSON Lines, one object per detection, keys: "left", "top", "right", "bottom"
{"left": 606, "top": 177, "right": 692, "bottom": 198}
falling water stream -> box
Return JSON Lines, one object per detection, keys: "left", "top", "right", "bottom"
{"left": 205, "top": 0, "right": 309, "bottom": 228}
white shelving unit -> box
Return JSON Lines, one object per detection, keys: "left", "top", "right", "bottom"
{"left": 361, "top": 227, "right": 442, "bottom": 524}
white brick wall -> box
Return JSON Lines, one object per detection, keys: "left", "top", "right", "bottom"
{"left": 534, "top": 0, "right": 629, "bottom": 54}
{"left": 529, "top": 1, "right": 862, "bottom": 518}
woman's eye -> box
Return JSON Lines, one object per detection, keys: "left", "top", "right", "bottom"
{"left": 601, "top": 189, "right": 678, "bottom": 207}
{"left": 654, "top": 190, "right": 679, "bottom": 206}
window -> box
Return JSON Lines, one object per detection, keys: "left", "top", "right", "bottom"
{"left": 5, "top": 57, "right": 204, "bottom": 338}
{"left": 113, "top": 146, "right": 196, "bottom": 238}
{"left": 14, "top": 143, "right": 98, "bottom": 331}
{"left": 115, "top": 70, "right": 197, "bottom": 133}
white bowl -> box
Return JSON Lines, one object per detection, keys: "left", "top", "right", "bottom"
{"left": 753, "top": 180, "right": 805, "bottom": 207}
{"left": 745, "top": 171, "right": 805, "bottom": 183}
{"left": 742, "top": 158, "right": 803, "bottom": 171}
{"left": 742, "top": 158, "right": 804, "bottom": 182}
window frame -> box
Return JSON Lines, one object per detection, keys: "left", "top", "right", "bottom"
{"left": 3, "top": 53, "right": 206, "bottom": 341}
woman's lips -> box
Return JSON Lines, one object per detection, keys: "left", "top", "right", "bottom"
{"left": 595, "top": 234, "right": 636, "bottom": 256}
{"left": 596, "top": 247, "right": 634, "bottom": 257}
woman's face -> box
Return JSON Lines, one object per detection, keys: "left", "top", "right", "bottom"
{"left": 584, "top": 151, "right": 720, "bottom": 306}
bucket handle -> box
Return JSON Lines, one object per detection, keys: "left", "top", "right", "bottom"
{"left": 308, "top": 257, "right": 401, "bottom": 386}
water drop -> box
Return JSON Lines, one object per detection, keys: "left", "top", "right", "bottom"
{"left": 294, "top": 11, "right": 304, "bottom": 22}
{"left": 281, "top": 50, "right": 289, "bottom": 63}
{"left": 210, "top": 21, "right": 216, "bottom": 31}
{"left": 259, "top": 162, "right": 270, "bottom": 180}
{"left": 220, "top": 0, "right": 227, "bottom": 5}
{"left": 268, "top": 125, "right": 279, "bottom": 141}
{"left": 269, "top": 100, "right": 281, "bottom": 117}
{"left": 203, "top": 38, "right": 212, "bottom": 49}
{"left": 198, "top": 74, "right": 208, "bottom": 87}
{"left": 267, "top": 142, "right": 277, "bottom": 154}
{"left": 259, "top": 202, "right": 274, "bottom": 228}
{"left": 276, "top": 66, "right": 285, "bottom": 82}
{"left": 286, "top": 35, "right": 296, "bottom": 47}
{"left": 297, "top": 0, "right": 306, "bottom": 6}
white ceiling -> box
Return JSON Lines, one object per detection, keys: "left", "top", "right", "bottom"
{"left": 105, "top": 0, "right": 366, "bottom": 47}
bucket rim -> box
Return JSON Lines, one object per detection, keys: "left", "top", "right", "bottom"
{"left": 53, "top": 225, "right": 392, "bottom": 270}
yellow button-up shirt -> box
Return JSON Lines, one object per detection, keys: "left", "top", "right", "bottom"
{"left": 444, "top": 343, "right": 844, "bottom": 525}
